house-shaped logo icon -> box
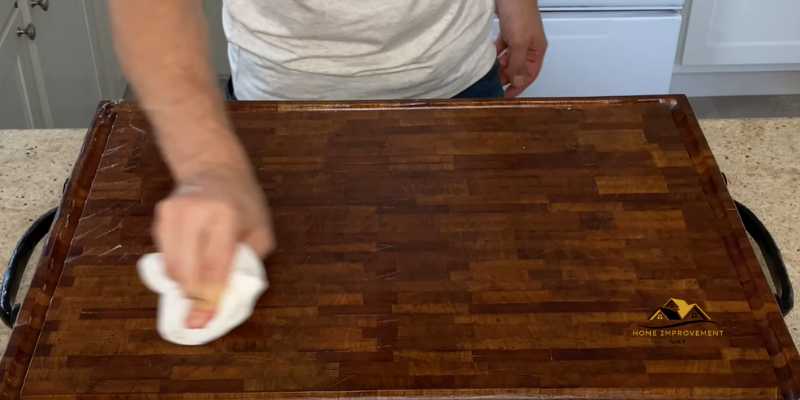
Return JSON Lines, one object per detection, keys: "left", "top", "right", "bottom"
{"left": 635, "top": 298, "right": 723, "bottom": 336}
{"left": 648, "top": 298, "right": 712, "bottom": 322}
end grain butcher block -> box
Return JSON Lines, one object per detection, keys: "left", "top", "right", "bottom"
{"left": 2, "top": 97, "right": 799, "bottom": 399}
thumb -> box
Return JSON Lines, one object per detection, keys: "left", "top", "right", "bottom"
{"left": 507, "top": 44, "right": 530, "bottom": 89}
{"left": 186, "top": 301, "right": 216, "bottom": 329}
{"left": 184, "top": 268, "right": 225, "bottom": 329}
{"left": 183, "top": 217, "right": 236, "bottom": 329}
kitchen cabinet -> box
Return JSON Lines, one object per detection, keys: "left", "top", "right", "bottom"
{"left": 495, "top": 10, "right": 682, "bottom": 97}
{"left": 538, "top": 0, "right": 684, "bottom": 8}
{"left": 28, "top": 1, "right": 102, "bottom": 128}
{"left": 0, "top": 3, "right": 44, "bottom": 129}
{"left": 671, "top": 0, "right": 800, "bottom": 96}
{"left": 0, "top": 0, "right": 124, "bottom": 129}
{"left": 682, "top": 0, "right": 800, "bottom": 65}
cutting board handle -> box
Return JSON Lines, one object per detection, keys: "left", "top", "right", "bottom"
{"left": 735, "top": 200, "right": 794, "bottom": 316}
{"left": 2, "top": 178, "right": 71, "bottom": 328}
{"left": 1, "top": 208, "right": 57, "bottom": 328}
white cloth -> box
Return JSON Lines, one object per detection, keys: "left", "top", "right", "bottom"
{"left": 137, "top": 245, "right": 268, "bottom": 346}
{"left": 222, "top": 0, "right": 497, "bottom": 100}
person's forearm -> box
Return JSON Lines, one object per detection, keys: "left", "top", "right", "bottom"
{"left": 109, "top": 1, "right": 251, "bottom": 181}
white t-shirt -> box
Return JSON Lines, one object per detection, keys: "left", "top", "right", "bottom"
{"left": 221, "top": 0, "right": 497, "bottom": 100}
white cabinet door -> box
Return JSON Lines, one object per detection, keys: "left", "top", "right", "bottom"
{"left": 84, "top": 1, "right": 126, "bottom": 101}
{"left": 0, "top": 7, "right": 44, "bottom": 129}
{"left": 494, "top": 11, "right": 682, "bottom": 97}
{"left": 539, "top": 0, "right": 684, "bottom": 10}
{"left": 28, "top": 0, "right": 103, "bottom": 127}
{"left": 683, "top": 0, "right": 800, "bottom": 65}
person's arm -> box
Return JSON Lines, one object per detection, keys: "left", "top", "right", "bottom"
{"left": 109, "top": 1, "right": 275, "bottom": 328}
{"left": 495, "top": 0, "right": 548, "bottom": 98}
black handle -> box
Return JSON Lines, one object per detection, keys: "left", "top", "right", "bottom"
{"left": 735, "top": 201, "right": 794, "bottom": 316}
{"left": 2, "top": 179, "right": 69, "bottom": 328}
{"left": 1, "top": 208, "right": 57, "bottom": 328}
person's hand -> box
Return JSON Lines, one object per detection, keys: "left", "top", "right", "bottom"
{"left": 495, "top": 0, "right": 548, "bottom": 98}
{"left": 152, "top": 166, "right": 275, "bottom": 329}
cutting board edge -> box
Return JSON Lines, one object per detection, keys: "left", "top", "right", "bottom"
{"left": 7, "top": 386, "right": 788, "bottom": 400}
{"left": 672, "top": 95, "right": 800, "bottom": 400}
{"left": 0, "top": 102, "right": 119, "bottom": 399}
{"left": 109, "top": 94, "right": 683, "bottom": 113}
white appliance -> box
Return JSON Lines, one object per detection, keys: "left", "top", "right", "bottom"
{"left": 493, "top": 0, "right": 684, "bottom": 97}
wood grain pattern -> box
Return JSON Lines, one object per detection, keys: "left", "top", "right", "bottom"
{"left": 1, "top": 96, "right": 798, "bottom": 399}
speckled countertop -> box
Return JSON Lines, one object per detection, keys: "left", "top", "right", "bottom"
{"left": 1, "top": 118, "right": 799, "bottom": 351}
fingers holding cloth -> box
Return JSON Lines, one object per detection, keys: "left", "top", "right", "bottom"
{"left": 138, "top": 169, "right": 276, "bottom": 345}
{"left": 495, "top": 0, "right": 548, "bottom": 98}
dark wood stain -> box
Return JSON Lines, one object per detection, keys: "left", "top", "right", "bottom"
{"left": 1, "top": 96, "right": 797, "bottom": 399}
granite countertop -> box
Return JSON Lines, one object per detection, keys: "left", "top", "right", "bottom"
{"left": 1, "top": 118, "right": 798, "bottom": 350}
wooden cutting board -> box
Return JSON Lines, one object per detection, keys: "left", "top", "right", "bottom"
{"left": 2, "top": 97, "right": 798, "bottom": 399}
